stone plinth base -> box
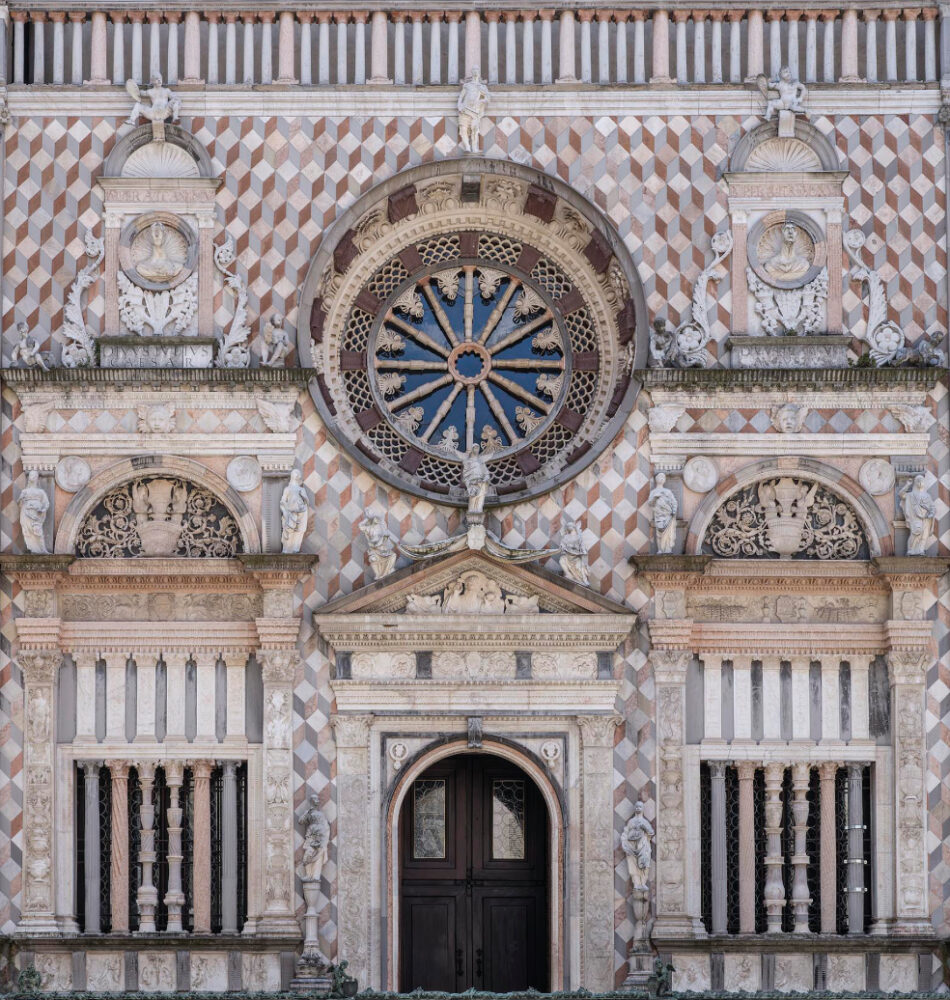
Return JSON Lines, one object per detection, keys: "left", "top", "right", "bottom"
{"left": 289, "top": 971, "right": 332, "bottom": 994}
{"left": 99, "top": 335, "right": 216, "bottom": 368}
{"left": 728, "top": 335, "right": 850, "bottom": 369}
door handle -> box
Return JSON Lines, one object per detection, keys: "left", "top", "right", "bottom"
{"left": 475, "top": 948, "right": 483, "bottom": 979}
{"left": 456, "top": 949, "right": 463, "bottom": 977}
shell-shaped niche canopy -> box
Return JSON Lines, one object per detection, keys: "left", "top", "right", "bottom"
{"left": 102, "top": 123, "right": 215, "bottom": 180}
{"left": 122, "top": 141, "right": 201, "bottom": 179}
{"left": 729, "top": 119, "right": 840, "bottom": 175}
{"left": 744, "top": 137, "right": 822, "bottom": 173}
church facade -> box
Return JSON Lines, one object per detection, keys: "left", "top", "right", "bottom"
{"left": 1, "top": 3, "right": 949, "bottom": 994}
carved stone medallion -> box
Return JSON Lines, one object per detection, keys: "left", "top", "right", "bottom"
{"left": 748, "top": 211, "right": 825, "bottom": 290}
{"left": 118, "top": 212, "right": 198, "bottom": 290}
{"left": 682, "top": 456, "right": 719, "bottom": 493}
{"left": 227, "top": 456, "right": 263, "bottom": 493}
{"left": 55, "top": 455, "right": 91, "bottom": 493}
{"left": 859, "top": 458, "right": 896, "bottom": 496}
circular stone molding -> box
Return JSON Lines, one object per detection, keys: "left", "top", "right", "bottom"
{"left": 301, "top": 161, "right": 646, "bottom": 507}
{"left": 747, "top": 210, "right": 826, "bottom": 290}
{"left": 118, "top": 212, "right": 198, "bottom": 291}
{"left": 226, "top": 456, "right": 263, "bottom": 493}
{"left": 55, "top": 456, "right": 92, "bottom": 493}
{"left": 683, "top": 456, "right": 719, "bottom": 494}
{"left": 859, "top": 458, "right": 896, "bottom": 496}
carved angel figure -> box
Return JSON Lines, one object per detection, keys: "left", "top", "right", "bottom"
{"left": 261, "top": 312, "right": 292, "bottom": 367}
{"left": 300, "top": 795, "right": 330, "bottom": 883}
{"left": 757, "top": 66, "right": 808, "bottom": 120}
{"left": 457, "top": 69, "right": 489, "bottom": 153}
{"left": 359, "top": 512, "right": 397, "bottom": 579}
{"left": 559, "top": 516, "right": 590, "bottom": 586}
{"left": 19, "top": 470, "right": 50, "bottom": 554}
{"left": 10, "top": 322, "right": 49, "bottom": 371}
{"left": 899, "top": 475, "right": 935, "bottom": 556}
{"left": 125, "top": 74, "right": 181, "bottom": 126}
{"left": 648, "top": 473, "right": 678, "bottom": 554}
{"left": 621, "top": 802, "right": 654, "bottom": 892}
{"left": 280, "top": 470, "right": 310, "bottom": 554}
{"left": 462, "top": 445, "right": 492, "bottom": 515}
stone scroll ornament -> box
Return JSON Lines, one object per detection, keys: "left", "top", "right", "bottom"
{"left": 703, "top": 477, "right": 869, "bottom": 560}
{"left": 650, "top": 231, "right": 733, "bottom": 368}
{"left": 60, "top": 230, "right": 105, "bottom": 368}
{"left": 844, "top": 229, "right": 907, "bottom": 366}
{"left": 214, "top": 237, "right": 252, "bottom": 368}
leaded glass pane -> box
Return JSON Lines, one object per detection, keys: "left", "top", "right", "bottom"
{"left": 413, "top": 779, "right": 446, "bottom": 859}
{"left": 492, "top": 779, "right": 526, "bottom": 860}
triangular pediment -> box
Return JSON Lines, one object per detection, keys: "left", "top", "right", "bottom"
{"left": 317, "top": 550, "right": 631, "bottom": 617}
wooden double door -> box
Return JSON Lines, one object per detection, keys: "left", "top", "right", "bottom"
{"left": 399, "top": 755, "right": 548, "bottom": 992}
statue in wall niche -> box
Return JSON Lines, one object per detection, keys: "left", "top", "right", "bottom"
{"left": 19, "top": 471, "right": 50, "bottom": 554}
{"left": 648, "top": 473, "right": 678, "bottom": 554}
{"left": 457, "top": 69, "right": 489, "bottom": 153}
{"left": 134, "top": 221, "right": 187, "bottom": 284}
{"left": 261, "top": 312, "right": 292, "bottom": 368}
{"left": 757, "top": 66, "right": 808, "bottom": 121}
{"left": 898, "top": 475, "right": 935, "bottom": 556}
{"left": 761, "top": 222, "right": 813, "bottom": 284}
{"left": 621, "top": 802, "right": 654, "bottom": 892}
{"left": 10, "top": 322, "right": 50, "bottom": 371}
{"left": 462, "top": 445, "right": 492, "bottom": 515}
{"left": 125, "top": 74, "right": 181, "bottom": 126}
{"left": 300, "top": 795, "right": 330, "bottom": 883}
{"left": 280, "top": 470, "right": 310, "bottom": 554}
{"left": 558, "top": 517, "right": 590, "bottom": 586}
{"left": 359, "top": 512, "right": 397, "bottom": 579}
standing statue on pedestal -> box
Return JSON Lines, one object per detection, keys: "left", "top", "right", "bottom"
{"left": 293, "top": 796, "right": 331, "bottom": 989}
{"left": 280, "top": 470, "right": 310, "bottom": 554}
{"left": 621, "top": 801, "right": 654, "bottom": 892}
{"left": 558, "top": 517, "right": 590, "bottom": 586}
{"left": 462, "top": 445, "right": 491, "bottom": 515}
{"left": 648, "top": 473, "right": 678, "bottom": 554}
{"left": 457, "top": 69, "right": 489, "bottom": 153}
{"left": 19, "top": 471, "right": 50, "bottom": 555}
{"left": 899, "top": 475, "right": 935, "bottom": 556}
{"left": 125, "top": 75, "right": 181, "bottom": 126}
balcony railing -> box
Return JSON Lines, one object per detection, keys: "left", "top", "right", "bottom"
{"left": 0, "top": 3, "right": 943, "bottom": 90}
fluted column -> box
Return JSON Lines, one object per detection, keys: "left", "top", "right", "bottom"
{"left": 624, "top": 12, "right": 638, "bottom": 85}
{"left": 446, "top": 12, "right": 460, "bottom": 84}
{"left": 136, "top": 762, "right": 158, "bottom": 933}
{"left": 241, "top": 12, "right": 256, "bottom": 85}
{"left": 221, "top": 761, "right": 239, "bottom": 933}
{"left": 224, "top": 14, "right": 237, "bottom": 84}
{"left": 922, "top": 8, "right": 938, "bottom": 81}
{"left": 192, "top": 759, "right": 213, "bottom": 934}
{"left": 18, "top": 650, "right": 61, "bottom": 933}
{"left": 333, "top": 714, "right": 374, "bottom": 983}
{"left": 411, "top": 13, "right": 424, "bottom": 84}
{"left": 147, "top": 12, "right": 162, "bottom": 79}
{"left": 790, "top": 762, "right": 811, "bottom": 933}
{"left": 129, "top": 11, "right": 144, "bottom": 82}
{"left": 692, "top": 11, "right": 707, "bottom": 84}
{"left": 763, "top": 762, "right": 785, "bottom": 933}
{"left": 107, "top": 761, "right": 130, "bottom": 933}
{"left": 522, "top": 12, "right": 535, "bottom": 84}
{"left": 83, "top": 761, "right": 103, "bottom": 933}
{"left": 353, "top": 13, "right": 366, "bottom": 84}
{"left": 317, "top": 13, "right": 331, "bottom": 84}
{"left": 709, "top": 11, "right": 723, "bottom": 83}
{"left": 727, "top": 10, "right": 743, "bottom": 82}
{"left": 737, "top": 762, "right": 756, "bottom": 934}
{"left": 589, "top": 11, "right": 604, "bottom": 84}
{"left": 31, "top": 13, "right": 46, "bottom": 83}
{"left": 846, "top": 761, "right": 865, "bottom": 934}
{"left": 883, "top": 10, "right": 899, "bottom": 81}
{"left": 504, "top": 13, "right": 517, "bottom": 83}
{"left": 709, "top": 760, "right": 727, "bottom": 934}
{"left": 818, "top": 762, "right": 837, "bottom": 933}
{"left": 162, "top": 761, "right": 185, "bottom": 932}
{"left": 257, "top": 649, "right": 300, "bottom": 936}
{"left": 767, "top": 9, "right": 782, "bottom": 76}
{"left": 651, "top": 9, "right": 671, "bottom": 83}
{"left": 335, "top": 13, "right": 349, "bottom": 85}
{"left": 429, "top": 13, "right": 443, "bottom": 84}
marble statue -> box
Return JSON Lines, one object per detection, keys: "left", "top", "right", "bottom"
{"left": 648, "top": 473, "right": 678, "bottom": 554}
{"left": 300, "top": 795, "right": 330, "bottom": 883}
{"left": 125, "top": 74, "right": 181, "bottom": 126}
{"left": 758, "top": 66, "right": 808, "bottom": 120}
{"left": 135, "top": 222, "right": 186, "bottom": 283}
{"left": 10, "top": 322, "right": 49, "bottom": 371}
{"left": 899, "top": 475, "right": 935, "bottom": 556}
{"left": 457, "top": 69, "right": 489, "bottom": 153}
{"left": 280, "top": 470, "right": 310, "bottom": 554}
{"left": 621, "top": 801, "right": 654, "bottom": 892}
{"left": 359, "top": 512, "right": 397, "bottom": 579}
{"left": 559, "top": 517, "right": 590, "bottom": 586}
{"left": 761, "top": 222, "right": 812, "bottom": 283}
{"left": 19, "top": 470, "right": 50, "bottom": 554}
{"left": 261, "top": 312, "right": 292, "bottom": 368}
{"left": 462, "top": 445, "right": 491, "bottom": 514}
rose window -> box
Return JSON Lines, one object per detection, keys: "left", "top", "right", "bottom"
{"left": 307, "top": 171, "right": 642, "bottom": 506}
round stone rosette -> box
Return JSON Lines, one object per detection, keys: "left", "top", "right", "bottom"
{"left": 301, "top": 162, "right": 646, "bottom": 507}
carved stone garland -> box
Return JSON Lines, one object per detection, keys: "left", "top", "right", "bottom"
{"left": 702, "top": 478, "right": 869, "bottom": 560}
{"left": 75, "top": 477, "right": 242, "bottom": 558}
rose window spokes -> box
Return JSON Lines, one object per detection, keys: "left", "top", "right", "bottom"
{"left": 371, "top": 264, "right": 567, "bottom": 457}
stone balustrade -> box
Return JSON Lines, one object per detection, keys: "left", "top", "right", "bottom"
{"left": 0, "top": 4, "right": 943, "bottom": 89}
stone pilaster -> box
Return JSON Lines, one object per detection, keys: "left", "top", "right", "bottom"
{"left": 578, "top": 713, "right": 621, "bottom": 989}
{"left": 887, "top": 646, "right": 931, "bottom": 933}
{"left": 17, "top": 650, "right": 61, "bottom": 935}
{"left": 332, "top": 714, "right": 373, "bottom": 986}
{"left": 257, "top": 649, "right": 300, "bottom": 937}
{"left": 651, "top": 648, "right": 697, "bottom": 938}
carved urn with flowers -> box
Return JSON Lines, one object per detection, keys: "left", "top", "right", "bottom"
{"left": 758, "top": 477, "right": 818, "bottom": 558}
{"left": 131, "top": 478, "right": 188, "bottom": 555}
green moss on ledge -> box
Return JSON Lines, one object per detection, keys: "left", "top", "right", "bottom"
{"left": 637, "top": 367, "right": 946, "bottom": 392}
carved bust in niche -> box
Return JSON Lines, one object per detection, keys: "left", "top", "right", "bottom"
{"left": 118, "top": 213, "right": 197, "bottom": 291}
{"left": 758, "top": 222, "right": 814, "bottom": 284}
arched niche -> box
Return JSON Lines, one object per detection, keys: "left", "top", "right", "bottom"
{"left": 729, "top": 119, "right": 841, "bottom": 174}
{"left": 103, "top": 122, "right": 215, "bottom": 179}
{"left": 56, "top": 455, "right": 261, "bottom": 555}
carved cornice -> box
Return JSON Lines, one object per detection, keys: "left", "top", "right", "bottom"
{"left": 630, "top": 555, "right": 712, "bottom": 578}
{"left": 871, "top": 556, "right": 950, "bottom": 588}
{"left": 1, "top": 366, "right": 311, "bottom": 390}
{"left": 638, "top": 366, "right": 945, "bottom": 393}
{"left": 13, "top": 617, "right": 63, "bottom": 649}
{"left": 238, "top": 554, "right": 320, "bottom": 577}
{"left": 255, "top": 618, "right": 301, "bottom": 649}
{"left": 59, "top": 621, "right": 258, "bottom": 651}
{"left": 648, "top": 619, "right": 694, "bottom": 650}
{"left": 1, "top": 555, "right": 75, "bottom": 577}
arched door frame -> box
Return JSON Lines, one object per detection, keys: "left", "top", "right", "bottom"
{"left": 385, "top": 738, "right": 566, "bottom": 991}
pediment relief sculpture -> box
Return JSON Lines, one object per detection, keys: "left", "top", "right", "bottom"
{"left": 75, "top": 477, "right": 242, "bottom": 558}
{"left": 702, "top": 477, "right": 869, "bottom": 560}
{"left": 404, "top": 570, "right": 540, "bottom": 615}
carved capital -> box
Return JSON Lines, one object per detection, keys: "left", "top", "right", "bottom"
{"left": 887, "top": 649, "right": 930, "bottom": 685}
{"left": 651, "top": 648, "right": 692, "bottom": 683}
{"left": 81, "top": 760, "right": 103, "bottom": 778}
{"left": 164, "top": 759, "right": 185, "bottom": 784}
{"left": 818, "top": 761, "right": 837, "bottom": 782}
{"left": 791, "top": 761, "right": 810, "bottom": 788}
{"left": 137, "top": 761, "right": 157, "bottom": 784}
{"left": 17, "top": 649, "right": 60, "bottom": 685}
{"left": 577, "top": 713, "right": 621, "bottom": 747}
{"left": 707, "top": 759, "right": 727, "bottom": 779}
{"left": 332, "top": 714, "right": 373, "bottom": 748}
{"left": 106, "top": 760, "right": 131, "bottom": 780}
{"left": 259, "top": 648, "right": 297, "bottom": 685}
{"left": 764, "top": 761, "right": 784, "bottom": 787}
{"left": 191, "top": 759, "right": 214, "bottom": 780}
{"left": 735, "top": 760, "right": 757, "bottom": 782}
